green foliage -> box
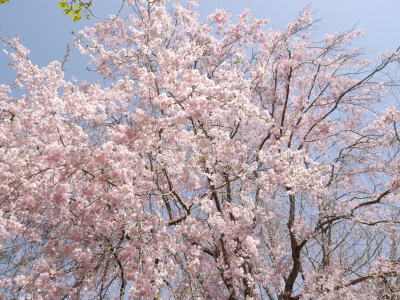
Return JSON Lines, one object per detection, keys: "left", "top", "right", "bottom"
{"left": 58, "top": 0, "right": 93, "bottom": 21}
{"left": 0, "top": 0, "right": 92, "bottom": 21}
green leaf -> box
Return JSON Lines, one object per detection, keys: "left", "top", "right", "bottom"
{"left": 58, "top": 0, "right": 67, "bottom": 8}
{"left": 73, "top": 14, "right": 81, "bottom": 22}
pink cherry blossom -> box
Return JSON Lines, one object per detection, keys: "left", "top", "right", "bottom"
{"left": 0, "top": 1, "right": 399, "bottom": 299}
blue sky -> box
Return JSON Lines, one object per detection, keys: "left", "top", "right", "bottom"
{"left": 0, "top": 0, "right": 399, "bottom": 84}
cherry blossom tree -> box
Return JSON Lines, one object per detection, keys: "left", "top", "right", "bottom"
{"left": 0, "top": 0, "right": 399, "bottom": 299}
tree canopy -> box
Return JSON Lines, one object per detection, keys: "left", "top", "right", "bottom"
{"left": 0, "top": 1, "right": 400, "bottom": 299}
